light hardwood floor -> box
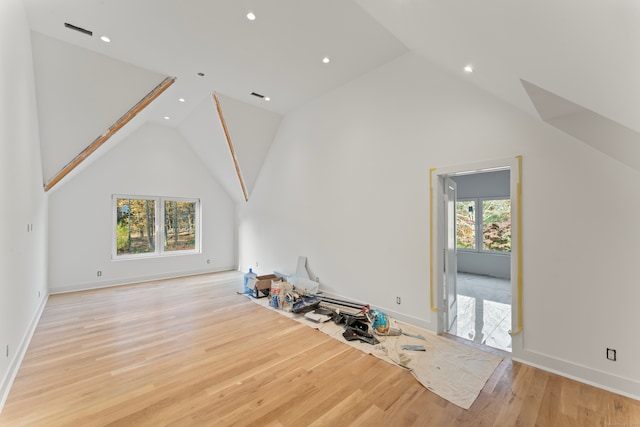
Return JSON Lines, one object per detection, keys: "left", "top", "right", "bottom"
{"left": 1, "top": 271, "right": 639, "bottom": 426}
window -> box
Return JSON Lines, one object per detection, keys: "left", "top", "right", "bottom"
{"left": 163, "top": 200, "right": 197, "bottom": 252}
{"left": 482, "top": 199, "right": 511, "bottom": 252}
{"left": 456, "top": 200, "right": 476, "bottom": 250}
{"left": 114, "top": 196, "right": 200, "bottom": 258}
{"left": 456, "top": 198, "right": 510, "bottom": 253}
{"left": 116, "top": 198, "right": 156, "bottom": 255}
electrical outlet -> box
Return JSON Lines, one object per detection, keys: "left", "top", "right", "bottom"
{"left": 97, "top": 270, "right": 102, "bottom": 277}
{"left": 207, "top": 259, "right": 211, "bottom": 264}
{"left": 255, "top": 261, "right": 259, "bottom": 268}
{"left": 396, "top": 296, "right": 401, "bottom": 304}
{"left": 606, "top": 348, "right": 617, "bottom": 361}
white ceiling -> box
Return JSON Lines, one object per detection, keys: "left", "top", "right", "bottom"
{"left": 22, "top": 0, "right": 640, "bottom": 195}
{"left": 23, "top": 0, "right": 408, "bottom": 121}
{"left": 356, "top": 0, "right": 640, "bottom": 135}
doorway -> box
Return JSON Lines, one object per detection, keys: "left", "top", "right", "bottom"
{"left": 431, "top": 158, "right": 521, "bottom": 354}
{"left": 450, "top": 170, "right": 512, "bottom": 352}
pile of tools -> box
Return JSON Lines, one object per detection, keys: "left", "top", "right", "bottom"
{"left": 291, "top": 295, "right": 425, "bottom": 349}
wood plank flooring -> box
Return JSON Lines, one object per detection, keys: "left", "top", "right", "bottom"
{"left": 1, "top": 271, "right": 639, "bottom": 426}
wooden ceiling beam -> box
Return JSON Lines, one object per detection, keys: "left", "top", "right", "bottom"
{"left": 213, "top": 92, "right": 249, "bottom": 202}
{"left": 44, "top": 76, "right": 176, "bottom": 192}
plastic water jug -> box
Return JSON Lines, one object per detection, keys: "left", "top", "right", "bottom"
{"left": 243, "top": 268, "right": 257, "bottom": 294}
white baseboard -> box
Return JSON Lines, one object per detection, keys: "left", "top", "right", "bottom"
{"left": 514, "top": 349, "right": 640, "bottom": 401}
{"left": 0, "top": 294, "right": 49, "bottom": 414}
{"left": 50, "top": 266, "right": 238, "bottom": 295}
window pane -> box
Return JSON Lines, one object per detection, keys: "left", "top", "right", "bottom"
{"left": 482, "top": 199, "right": 511, "bottom": 252}
{"left": 164, "top": 200, "right": 197, "bottom": 252}
{"left": 456, "top": 200, "right": 476, "bottom": 249}
{"left": 116, "top": 198, "right": 156, "bottom": 255}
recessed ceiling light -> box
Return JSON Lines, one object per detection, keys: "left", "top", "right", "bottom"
{"left": 464, "top": 65, "right": 474, "bottom": 73}
{"left": 247, "top": 12, "right": 256, "bottom": 21}
{"left": 322, "top": 57, "right": 330, "bottom": 64}
{"left": 264, "top": 97, "right": 271, "bottom": 101}
{"left": 100, "top": 35, "right": 110, "bottom": 43}
{"left": 179, "top": 98, "right": 185, "bottom": 103}
{"left": 164, "top": 116, "right": 170, "bottom": 120}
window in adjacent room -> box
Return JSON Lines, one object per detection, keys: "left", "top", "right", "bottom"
{"left": 456, "top": 198, "right": 511, "bottom": 253}
{"left": 456, "top": 200, "right": 476, "bottom": 250}
{"left": 482, "top": 199, "right": 511, "bottom": 252}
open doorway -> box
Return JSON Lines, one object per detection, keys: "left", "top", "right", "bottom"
{"left": 450, "top": 170, "right": 512, "bottom": 352}
{"left": 432, "top": 157, "right": 521, "bottom": 355}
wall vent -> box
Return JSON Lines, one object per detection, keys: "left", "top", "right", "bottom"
{"left": 64, "top": 22, "right": 93, "bottom": 36}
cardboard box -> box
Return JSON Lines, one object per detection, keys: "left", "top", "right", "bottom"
{"left": 248, "top": 274, "right": 282, "bottom": 298}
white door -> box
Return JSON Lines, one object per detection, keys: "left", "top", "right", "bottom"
{"left": 444, "top": 177, "right": 458, "bottom": 334}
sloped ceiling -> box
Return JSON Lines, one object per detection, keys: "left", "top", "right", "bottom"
{"left": 22, "top": 0, "right": 640, "bottom": 193}
{"left": 23, "top": 0, "right": 408, "bottom": 197}
{"left": 355, "top": 0, "right": 640, "bottom": 165}
{"left": 31, "top": 31, "right": 166, "bottom": 184}
{"left": 215, "top": 94, "right": 282, "bottom": 199}
{"left": 177, "top": 95, "right": 241, "bottom": 204}
{"left": 176, "top": 94, "right": 281, "bottom": 204}
{"left": 523, "top": 80, "right": 640, "bottom": 172}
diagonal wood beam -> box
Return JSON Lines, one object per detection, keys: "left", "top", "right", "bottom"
{"left": 44, "top": 76, "right": 176, "bottom": 192}
{"left": 213, "top": 93, "right": 249, "bottom": 202}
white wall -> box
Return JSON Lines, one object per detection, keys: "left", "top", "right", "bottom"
{"left": 48, "top": 123, "right": 236, "bottom": 293}
{"left": 0, "top": 0, "right": 48, "bottom": 409}
{"left": 238, "top": 52, "right": 640, "bottom": 398}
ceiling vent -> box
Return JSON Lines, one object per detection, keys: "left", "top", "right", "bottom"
{"left": 64, "top": 22, "right": 93, "bottom": 37}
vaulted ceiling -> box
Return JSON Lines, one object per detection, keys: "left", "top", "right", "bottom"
{"left": 22, "top": 0, "right": 640, "bottom": 199}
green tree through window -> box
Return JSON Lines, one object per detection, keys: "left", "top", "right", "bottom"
{"left": 482, "top": 199, "right": 511, "bottom": 252}
{"left": 116, "top": 198, "right": 156, "bottom": 255}
{"left": 456, "top": 200, "right": 476, "bottom": 249}
{"left": 114, "top": 196, "right": 199, "bottom": 258}
{"left": 456, "top": 198, "right": 511, "bottom": 253}
{"left": 164, "top": 200, "right": 197, "bottom": 252}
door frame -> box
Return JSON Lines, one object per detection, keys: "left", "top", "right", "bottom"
{"left": 430, "top": 156, "right": 523, "bottom": 354}
{"left": 444, "top": 177, "right": 458, "bottom": 334}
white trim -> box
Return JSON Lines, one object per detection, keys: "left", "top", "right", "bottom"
{"left": 430, "top": 157, "right": 520, "bottom": 351}
{"left": 434, "top": 158, "right": 515, "bottom": 177}
{"left": 0, "top": 294, "right": 49, "bottom": 414}
{"left": 514, "top": 350, "right": 640, "bottom": 401}
{"left": 49, "top": 266, "right": 237, "bottom": 295}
